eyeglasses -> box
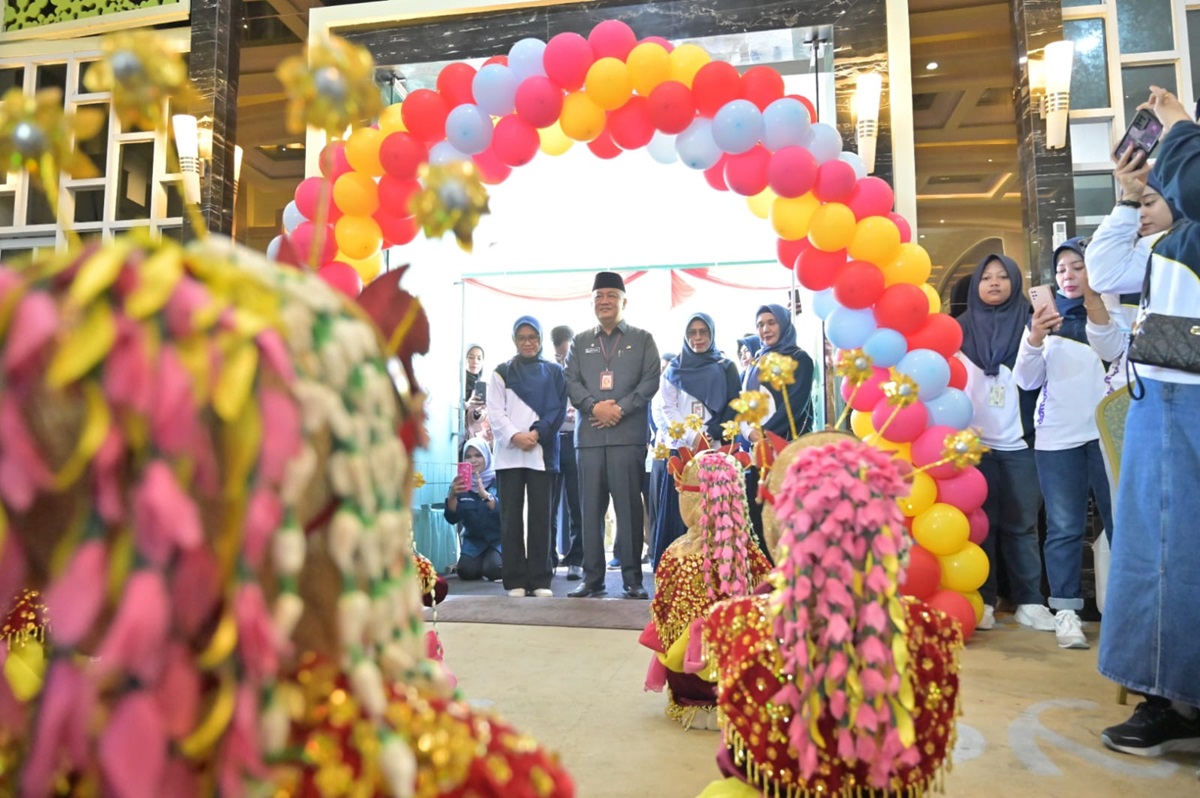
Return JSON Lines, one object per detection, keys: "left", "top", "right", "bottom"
{"left": 515, "top": 335, "right": 540, "bottom": 343}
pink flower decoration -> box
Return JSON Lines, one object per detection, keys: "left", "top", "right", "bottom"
{"left": 3, "top": 291, "right": 59, "bottom": 380}
{"left": 95, "top": 569, "right": 170, "bottom": 683}
{"left": 0, "top": 534, "right": 28, "bottom": 619}
{"left": 104, "top": 315, "right": 155, "bottom": 413}
{"left": 256, "top": 329, "right": 295, "bottom": 385}
{"left": 93, "top": 427, "right": 127, "bottom": 524}
{"left": 21, "top": 660, "right": 95, "bottom": 796}
{"left": 99, "top": 691, "right": 167, "bottom": 798}
{"left": 150, "top": 348, "right": 200, "bottom": 456}
{"left": 172, "top": 548, "right": 222, "bottom": 638}
{"left": 153, "top": 644, "right": 201, "bottom": 740}
{"left": 234, "top": 583, "right": 279, "bottom": 683}
{"left": 163, "top": 277, "right": 213, "bottom": 339}
{"left": 217, "top": 683, "right": 268, "bottom": 797}
{"left": 242, "top": 486, "right": 283, "bottom": 569}
{"left": 44, "top": 538, "right": 108, "bottom": 647}
{"left": 132, "top": 460, "right": 204, "bottom": 566}
{"left": 0, "top": 393, "right": 53, "bottom": 511}
{"left": 258, "top": 388, "right": 302, "bottom": 487}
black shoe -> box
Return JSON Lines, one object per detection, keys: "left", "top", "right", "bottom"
{"left": 622, "top": 584, "right": 649, "bottom": 600}
{"left": 566, "top": 565, "right": 583, "bottom": 581}
{"left": 1101, "top": 701, "right": 1200, "bottom": 757}
{"left": 568, "top": 582, "right": 607, "bottom": 598}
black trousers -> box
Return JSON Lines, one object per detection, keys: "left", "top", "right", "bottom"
{"left": 457, "top": 548, "right": 502, "bottom": 581}
{"left": 497, "top": 468, "right": 554, "bottom": 592}
{"left": 579, "top": 444, "right": 646, "bottom": 590}
{"left": 552, "top": 432, "right": 584, "bottom": 567}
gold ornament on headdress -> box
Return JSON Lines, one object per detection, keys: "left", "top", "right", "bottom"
{"left": 730, "top": 390, "right": 769, "bottom": 428}
{"left": 411, "top": 161, "right": 491, "bottom": 253}
{"left": 412, "top": 472, "right": 426, "bottom": 488}
{"left": 832, "top": 348, "right": 875, "bottom": 430}
{"left": 721, "top": 419, "right": 739, "bottom": 442}
{"left": 653, "top": 441, "right": 671, "bottom": 460}
{"left": 666, "top": 421, "right": 687, "bottom": 443}
{"left": 83, "top": 33, "right": 196, "bottom": 131}
{"left": 276, "top": 35, "right": 384, "bottom": 139}
{"left": 684, "top": 413, "right": 705, "bottom": 433}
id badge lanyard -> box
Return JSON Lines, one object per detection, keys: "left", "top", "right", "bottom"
{"left": 598, "top": 332, "right": 622, "bottom": 391}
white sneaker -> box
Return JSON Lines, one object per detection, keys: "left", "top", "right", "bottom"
{"left": 1014, "top": 604, "right": 1057, "bottom": 631}
{"left": 531, "top": 588, "right": 554, "bottom": 598}
{"left": 977, "top": 605, "right": 996, "bottom": 630}
{"left": 1054, "top": 609, "right": 1089, "bottom": 649}
{"left": 507, "top": 588, "right": 527, "bottom": 598}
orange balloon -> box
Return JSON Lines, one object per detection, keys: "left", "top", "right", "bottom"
{"left": 378, "top": 103, "right": 407, "bottom": 134}
{"left": 627, "top": 42, "right": 672, "bottom": 96}
{"left": 584, "top": 57, "right": 633, "bottom": 110}
{"left": 848, "top": 216, "right": 901, "bottom": 267}
{"left": 885, "top": 242, "right": 934, "bottom": 286}
{"left": 345, "top": 127, "right": 386, "bottom": 176}
{"left": 669, "top": 43, "right": 711, "bottom": 87}
{"left": 560, "top": 91, "right": 607, "bottom": 141}
{"left": 771, "top": 193, "right": 820, "bottom": 240}
{"left": 334, "top": 214, "right": 383, "bottom": 261}
{"left": 332, "top": 171, "right": 380, "bottom": 217}
{"left": 807, "top": 203, "right": 857, "bottom": 252}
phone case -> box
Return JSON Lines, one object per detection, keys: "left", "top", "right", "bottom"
{"left": 1114, "top": 110, "right": 1164, "bottom": 159}
{"left": 1029, "top": 286, "right": 1054, "bottom": 311}
{"left": 457, "top": 462, "right": 473, "bottom": 488}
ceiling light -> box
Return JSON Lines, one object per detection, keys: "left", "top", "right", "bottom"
{"left": 926, "top": 61, "right": 939, "bottom": 70}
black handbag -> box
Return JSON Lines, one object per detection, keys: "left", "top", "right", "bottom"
{"left": 1125, "top": 226, "right": 1200, "bottom": 398}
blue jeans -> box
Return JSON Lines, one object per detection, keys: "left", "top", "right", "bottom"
{"left": 977, "top": 447, "right": 1044, "bottom": 607}
{"left": 1036, "top": 441, "right": 1114, "bottom": 611}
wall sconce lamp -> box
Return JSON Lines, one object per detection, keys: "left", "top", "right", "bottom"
{"left": 855, "top": 72, "right": 883, "bottom": 174}
{"left": 1043, "top": 41, "right": 1074, "bottom": 149}
{"left": 171, "top": 114, "right": 242, "bottom": 204}
{"left": 1028, "top": 57, "right": 1046, "bottom": 116}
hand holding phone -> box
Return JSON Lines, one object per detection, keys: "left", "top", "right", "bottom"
{"left": 455, "top": 462, "right": 473, "bottom": 493}
{"left": 1114, "top": 108, "right": 1164, "bottom": 162}
{"left": 1028, "top": 285, "right": 1055, "bottom": 313}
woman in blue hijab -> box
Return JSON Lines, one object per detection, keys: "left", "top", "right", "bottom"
{"left": 649, "top": 313, "right": 741, "bottom": 565}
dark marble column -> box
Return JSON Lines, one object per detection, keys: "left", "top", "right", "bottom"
{"left": 187, "top": 0, "right": 244, "bottom": 238}
{"left": 1012, "top": 0, "right": 1075, "bottom": 286}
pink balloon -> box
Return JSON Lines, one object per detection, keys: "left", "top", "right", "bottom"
{"left": 936, "top": 466, "right": 987, "bottom": 514}
{"left": 608, "top": 96, "right": 655, "bottom": 150}
{"left": 812, "top": 159, "right": 858, "bottom": 203}
{"left": 724, "top": 145, "right": 771, "bottom": 196}
{"left": 319, "top": 140, "right": 352, "bottom": 181}
{"left": 294, "top": 177, "right": 322, "bottom": 220}
{"left": 911, "top": 425, "right": 964, "bottom": 480}
{"left": 318, "top": 262, "right": 363, "bottom": 297}
{"left": 544, "top": 32, "right": 595, "bottom": 91}
{"left": 472, "top": 146, "right": 512, "bottom": 185}
{"left": 889, "top": 212, "right": 912, "bottom": 243}
{"left": 640, "top": 35, "right": 675, "bottom": 52}
{"left": 767, "top": 146, "right": 818, "bottom": 198}
{"left": 871, "top": 395, "right": 929, "bottom": 444}
{"left": 289, "top": 221, "right": 337, "bottom": 268}
{"left": 588, "top": 19, "right": 637, "bottom": 60}
{"left": 514, "top": 76, "right": 564, "bottom": 129}
{"left": 840, "top": 366, "right": 889, "bottom": 413}
{"left": 704, "top": 154, "right": 730, "bottom": 191}
{"left": 492, "top": 115, "right": 540, "bottom": 166}
{"left": 967, "top": 507, "right": 989, "bottom": 545}
{"left": 847, "top": 177, "right": 895, "bottom": 219}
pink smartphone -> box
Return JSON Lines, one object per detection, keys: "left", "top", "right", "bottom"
{"left": 1029, "top": 285, "right": 1055, "bottom": 313}
{"left": 456, "top": 462, "right": 473, "bottom": 490}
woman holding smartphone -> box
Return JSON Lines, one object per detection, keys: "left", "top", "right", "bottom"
{"left": 444, "top": 437, "right": 502, "bottom": 582}
{"left": 487, "top": 316, "right": 567, "bottom": 598}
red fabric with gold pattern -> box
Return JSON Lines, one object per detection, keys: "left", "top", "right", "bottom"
{"left": 651, "top": 544, "right": 772, "bottom": 650}
{"left": 704, "top": 595, "right": 961, "bottom": 797}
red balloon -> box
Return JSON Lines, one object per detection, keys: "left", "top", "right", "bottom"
{"left": 379, "top": 132, "right": 428, "bottom": 181}
{"left": 436, "top": 62, "right": 477, "bottom": 108}
{"left": 376, "top": 176, "right": 420, "bottom": 216}
{"left": 401, "top": 89, "right": 450, "bottom": 143}
{"left": 968, "top": 507, "right": 989, "bottom": 545}
{"left": 376, "top": 210, "right": 418, "bottom": 246}
{"left": 912, "top": 425, "right": 963, "bottom": 480}
{"left": 588, "top": 19, "right": 637, "bottom": 60}
{"left": 907, "top": 314, "right": 964, "bottom": 360}
{"left": 833, "top": 259, "right": 885, "bottom": 309}
{"left": 777, "top": 238, "right": 810, "bottom": 270}
{"left": 691, "top": 61, "right": 743, "bottom": 117}
{"left": 640, "top": 36, "right": 674, "bottom": 52}
{"left": 483, "top": 55, "right": 509, "bottom": 67}
{"left": 741, "top": 66, "right": 785, "bottom": 111}
{"left": 768, "top": 146, "right": 818, "bottom": 199}
{"left": 901, "top": 545, "right": 941, "bottom": 600}
{"left": 874, "top": 283, "right": 930, "bottom": 335}
{"left": 289, "top": 221, "right": 337, "bottom": 268}
{"left": 608, "top": 96, "right": 655, "bottom": 149}
{"left": 294, "top": 176, "right": 337, "bottom": 222}
{"left": 936, "top": 466, "right": 987, "bottom": 514}
{"left": 319, "top": 140, "right": 352, "bottom": 181}
{"left": 472, "top": 146, "right": 512, "bottom": 184}
{"left": 704, "top": 154, "right": 730, "bottom": 191}
{"left": 795, "top": 247, "right": 845, "bottom": 291}
{"left": 514, "top": 76, "right": 565, "bottom": 129}
{"left": 813, "top": 159, "right": 859, "bottom": 203}
{"left": 889, "top": 212, "right": 912, "bottom": 243}
{"left": 318, "top": 262, "right": 363, "bottom": 297}
{"left": 646, "top": 81, "right": 696, "bottom": 134}
{"left": 947, "top": 356, "right": 968, "bottom": 390}
{"left": 492, "top": 115, "right": 539, "bottom": 166}
{"left": 926, "top": 589, "right": 976, "bottom": 639}
{"left": 544, "top": 32, "right": 594, "bottom": 91}
{"left": 871, "top": 394, "right": 929, "bottom": 443}
{"left": 840, "top": 366, "right": 889, "bottom": 412}
{"left": 586, "top": 129, "right": 622, "bottom": 159}
{"left": 786, "top": 93, "right": 817, "bottom": 123}
{"left": 724, "top": 145, "right": 770, "bottom": 196}
{"left": 847, "top": 177, "right": 895, "bottom": 219}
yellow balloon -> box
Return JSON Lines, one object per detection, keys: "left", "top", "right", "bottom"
{"left": 344, "top": 127, "right": 386, "bottom": 177}
{"left": 899, "top": 471, "right": 937, "bottom": 518}
{"left": 885, "top": 242, "right": 934, "bottom": 286}
{"left": 848, "top": 215, "right": 901, "bottom": 267}
{"left": 560, "top": 91, "right": 607, "bottom": 142}
{"left": 333, "top": 171, "right": 380, "bottom": 217}
{"left": 538, "top": 121, "right": 574, "bottom": 156}
{"left": 807, "top": 203, "right": 857, "bottom": 252}
{"left": 339, "top": 251, "right": 383, "bottom": 283}
{"left": 669, "top": 43, "right": 711, "bottom": 87}
{"left": 921, "top": 282, "right": 942, "bottom": 313}
{"left": 964, "top": 589, "right": 985, "bottom": 624}
{"left": 850, "top": 409, "right": 875, "bottom": 440}
{"left": 937, "top": 542, "right": 989, "bottom": 593}
{"left": 912, "top": 503, "right": 970, "bottom": 556}
{"left": 334, "top": 214, "right": 383, "bottom": 261}
{"left": 746, "top": 188, "right": 776, "bottom": 220}
{"left": 378, "top": 103, "right": 408, "bottom": 135}
{"left": 627, "top": 42, "right": 672, "bottom": 96}
{"left": 584, "top": 57, "right": 633, "bottom": 111}
{"left": 874, "top": 437, "right": 910, "bottom": 456}
{"left": 771, "top": 193, "right": 821, "bottom": 240}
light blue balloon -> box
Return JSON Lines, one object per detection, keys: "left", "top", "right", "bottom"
{"left": 508, "top": 38, "right": 548, "bottom": 82}
{"left": 282, "top": 200, "right": 305, "bottom": 234}
{"left": 863, "top": 328, "right": 908, "bottom": 368}
{"left": 472, "top": 64, "right": 518, "bottom": 117}
{"left": 265, "top": 234, "right": 283, "bottom": 261}
{"left": 896, "top": 348, "right": 951, "bottom": 399}
{"left": 762, "top": 98, "right": 813, "bottom": 152}
{"left": 809, "top": 122, "right": 843, "bottom": 163}
{"left": 839, "top": 150, "right": 867, "bottom": 179}
{"left": 925, "top": 387, "right": 974, "bottom": 429}
{"left": 429, "top": 141, "right": 468, "bottom": 165}
{"left": 445, "top": 104, "right": 493, "bottom": 155}
{"left": 825, "top": 306, "right": 877, "bottom": 350}
{"left": 812, "top": 288, "right": 838, "bottom": 320}
{"left": 711, "top": 99, "right": 764, "bottom": 155}
{"left": 675, "top": 118, "right": 722, "bottom": 170}
{"left": 646, "top": 131, "right": 678, "bottom": 165}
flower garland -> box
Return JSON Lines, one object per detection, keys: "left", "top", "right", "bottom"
{"left": 695, "top": 452, "right": 755, "bottom": 603}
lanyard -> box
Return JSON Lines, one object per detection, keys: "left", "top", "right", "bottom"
{"left": 598, "top": 331, "right": 623, "bottom": 369}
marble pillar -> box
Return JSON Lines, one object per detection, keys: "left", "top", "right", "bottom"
{"left": 187, "top": 0, "right": 244, "bottom": 237}
{"left": 1012, "top": 0, "right": 1075, "bottom": 286}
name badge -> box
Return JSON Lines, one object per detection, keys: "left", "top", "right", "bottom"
{"left": 988, "top": 382, "right": 1005, "bottom": 407}
{"left": 691, "top": 401, "right": 704, "bottom": 417}
{"left": 584, "top": 346, "right": 600, "bottom": 354}
{"left": 600, "top": 370, "right": 614, "bottom": 391}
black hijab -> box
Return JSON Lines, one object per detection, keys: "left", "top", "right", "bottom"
{"left": 958, "top": 255, "right": 1030, "bottom": 376}
{"left": 1051, "top": 238, "right": 1089, "bottom": 345}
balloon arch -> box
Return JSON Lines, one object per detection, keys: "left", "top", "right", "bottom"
{"left": 276, "top": 20, "right": 989, "bottom": 638}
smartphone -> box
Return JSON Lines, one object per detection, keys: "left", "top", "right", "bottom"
{"left": 1029, "top": 285, "right": 1055, "bottom": 313}
{"left": 456, "top": 462, "right": 473, "bottom": 491}
{"left": 1113, "top": 108, "right": 1164, "bottom": 161}
{"left": 472, "top": 382, "right": 487, "bottom": 401}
